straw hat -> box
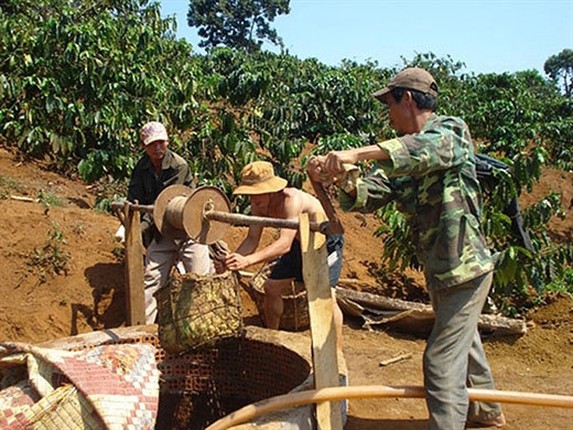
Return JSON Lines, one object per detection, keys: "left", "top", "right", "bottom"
{"left": 233, "top": 161, "right": 288, "bottom": 195}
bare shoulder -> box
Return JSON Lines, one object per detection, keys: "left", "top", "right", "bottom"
{"left": 286, "top": 188, "right": 325, "bottom": 217}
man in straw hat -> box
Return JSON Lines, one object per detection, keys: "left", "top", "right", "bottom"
{"left": 307, "top": 68, "right": 505, "bottom": 429}
{"left": 216, "top": 160, "right": 345, "bottom": 349}
{"left": 128, "top": 121, "right": 213, "bottom": 324}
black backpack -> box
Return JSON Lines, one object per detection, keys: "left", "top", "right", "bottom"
{"left": 475, "top": 154, "right": 534, "bottom": 252}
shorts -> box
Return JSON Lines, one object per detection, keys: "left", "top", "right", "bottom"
{"left": 269, "top": 234, "right": 344, "bottom": 288}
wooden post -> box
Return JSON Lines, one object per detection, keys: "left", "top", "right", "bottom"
{"left": 123, "top": 201, "right": 145, "bottom": 325}
{"left": 299, "top": 213, "right": 342, "bottom": 430}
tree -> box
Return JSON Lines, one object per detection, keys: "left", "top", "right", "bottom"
{"left": 0, "top": 0, "right": 202, "bottom": 180}
{"left": 544, "top": 49, "right": 573, "bottom": 97}
{"left": 187, "top": 0, "right": 289, "bottom": 52}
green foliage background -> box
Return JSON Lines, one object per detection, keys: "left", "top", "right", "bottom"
{"left": 187, "top": 0, "right": 290, "bottom": 52}
{"left": 1, "top": 0, "right": 572, "bottom": 315}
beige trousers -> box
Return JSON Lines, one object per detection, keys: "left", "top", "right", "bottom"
{"left": 143, "top": 235, "right": 213, "bottom": 324}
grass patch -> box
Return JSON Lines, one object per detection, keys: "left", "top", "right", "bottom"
{"left": 0, "top": 174, "right": 21, "bottom": 199}
{"left": 37, "top": 189, "right": 64, "bottom": 208}
{"left": 29, "top": 222, "right": 71, "bottom": 282}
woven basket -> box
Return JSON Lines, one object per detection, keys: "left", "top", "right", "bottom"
{"left": 242, "top": 265, "right": 310, "bottom": 332}
{"left": 155, "top": 270, "right": 244, "bottom": 353}
{"left": 5, "top": 384, "right": 101, "bottom": 430}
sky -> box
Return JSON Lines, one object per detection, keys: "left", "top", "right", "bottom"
{"left": 159, "top": 0, "right": 573, "bottom": 76}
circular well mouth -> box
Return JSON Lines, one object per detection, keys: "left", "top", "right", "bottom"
{"left": 156, "top": 336, "right": 311, "bottom": 429}
{"left": 39, "top": 325, "right": 313, "bottom": 430}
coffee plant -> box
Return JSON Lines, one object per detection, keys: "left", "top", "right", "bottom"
{"left": 1, "top": 0, "right": 571, "bottom": 313}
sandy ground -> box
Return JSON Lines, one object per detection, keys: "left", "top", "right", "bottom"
{"left": 0, "top": 146, "right": 572, "bottom": 429}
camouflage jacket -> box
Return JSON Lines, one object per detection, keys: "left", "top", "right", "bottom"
{"left": 339, "top": 114, "right": 494, "bottom": 290}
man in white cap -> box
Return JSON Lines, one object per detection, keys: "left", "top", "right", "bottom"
{"left": 127, "top": 121, "right": 212, "bottom": 324}
{"left": 216, "top": 160, "right": 345, "bottom": 350}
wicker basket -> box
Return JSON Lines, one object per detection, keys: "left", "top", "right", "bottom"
{"left": 1, "top": 384, "right": 102, "bottom": 430}
{"left": 242, "top": 265, "right": 310, "bottom": 332}
{"left": 155, "top": 270, "right": 244, "bottom": 353}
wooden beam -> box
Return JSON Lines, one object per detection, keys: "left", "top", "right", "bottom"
{"left": 123, "top": 201, "right": 145, "bottom": 326}
{"left": 299, "top": 213, "right": 342, "bottom": 430}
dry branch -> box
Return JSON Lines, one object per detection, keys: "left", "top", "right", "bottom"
{"left": 9, "top": 195, "right": 37, "bottom": 202}
{"left": 379, "top": 353, "right": 412, "bottom": 367}
{"left": 335, "top": 284, "right": 527, "bottom": 336}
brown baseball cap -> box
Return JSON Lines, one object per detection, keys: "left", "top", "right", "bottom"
{"left": 233, "top": 161, "right": 288, "bottom": 195}
{"left": 373, "top": 67, "right": 438, "bottom": 101}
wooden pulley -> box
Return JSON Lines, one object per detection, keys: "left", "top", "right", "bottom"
{"left": 182, "top": 185, "right": 232, "bottom": 244}
{"left": 152, "top": 184, "right": 328, "bottom": 244}
{"left": 153, "top": 184, "right": 194, "bottom": 238}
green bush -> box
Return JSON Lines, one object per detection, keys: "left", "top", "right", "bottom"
{"left": 1, "top": 0, "right": 571, "bottom": 315}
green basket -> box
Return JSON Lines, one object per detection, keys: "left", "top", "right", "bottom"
{"left": 155, "top": 271, "right": 244, "bottom": 353}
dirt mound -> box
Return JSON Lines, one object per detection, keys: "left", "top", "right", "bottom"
{"left": 0, "top": 146, "right": 572, "bottom": 429}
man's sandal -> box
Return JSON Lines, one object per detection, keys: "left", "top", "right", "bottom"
{"left": 467, "top": 413, "right": 506, "bottom": 428}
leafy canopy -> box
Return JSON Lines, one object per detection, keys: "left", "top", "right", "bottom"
{"left": 0, "top": 0, "right": 571, "bottom": 314}
{"left": 0, "top": 0, "right": 201, "bottom": 181}
{"left": 187, "top": 0, "right": 290, "bottom": 52}
{"left": 544, "top": 48, "right": 573, "bottom": 97}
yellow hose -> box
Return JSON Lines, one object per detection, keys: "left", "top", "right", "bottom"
{"left": 205, "top": 385, "right": 573, "bottom": 430}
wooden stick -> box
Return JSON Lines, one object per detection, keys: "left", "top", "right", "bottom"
{"left": 9, "top": 195, "right": 37, "bottom": 202}
{"left": 379, "top": 353, "right": 413, "bottom": 367}
{"left": 205, "top": 385, "right": 573, "bottom": 430}
{"left": 111, "top": 201, "right": 154, "bottom": 213}
{"left": 309, "top": 177, "right": 344, "bottom": 235}
{"left": 204, "top": 208, "right": 329, "bottom": 232}
{"left": 110, "top": 200, "right": 330, "bottom": 232}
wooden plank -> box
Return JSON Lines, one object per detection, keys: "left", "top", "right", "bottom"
{"left": 124, "top": 202, "right": 145, "bottom": 326}
{"left": 299, "top": 213, "right": 342, "bottom": 430}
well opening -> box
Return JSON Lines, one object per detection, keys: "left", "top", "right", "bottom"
{"left": 155, "top": 336, "right": 311, "bottom": 429}
{"left": 38, "top": 326, "right": 313, "bottom": 430}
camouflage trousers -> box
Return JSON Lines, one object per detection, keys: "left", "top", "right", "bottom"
{"left": 424, "top": 271, "right": 503, "bottom": 430}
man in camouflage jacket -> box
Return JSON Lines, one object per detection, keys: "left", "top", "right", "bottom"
{"left": 307, "top": 68, "right": 506, "bottom": 429}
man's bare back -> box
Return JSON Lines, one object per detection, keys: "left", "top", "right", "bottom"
{"left": 256, "top": 188, "right": 327, "bottom": 225}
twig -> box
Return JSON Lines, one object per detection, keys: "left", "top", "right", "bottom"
{"left": 379, "top": 352, "right": 412, "bottom": 367}
{"left": 9, "top": 195, "right": 37, "bottom": 202}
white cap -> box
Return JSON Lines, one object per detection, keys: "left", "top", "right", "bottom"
{"left": 140, "top": 121, "right": 168, "bottom": 146}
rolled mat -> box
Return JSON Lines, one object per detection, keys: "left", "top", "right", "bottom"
{"left": 0, "top": 341, "right": 159, "bottom": 429}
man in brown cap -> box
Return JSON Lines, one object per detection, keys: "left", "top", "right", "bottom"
{"left": 307, "top": 68, "right": 505, "bottom": 429}
{"left": 128, "top": 121, "right": 212, "bottom": 324}
{"left": 217, "top": 161, "right": 345, "bottom": 349}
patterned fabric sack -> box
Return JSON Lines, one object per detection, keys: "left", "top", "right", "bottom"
{"left": 155, "top": 270, "right": 244, "bottom": 353}
{"left": 0, "top": 342, "right": 159, "bottom": 429}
